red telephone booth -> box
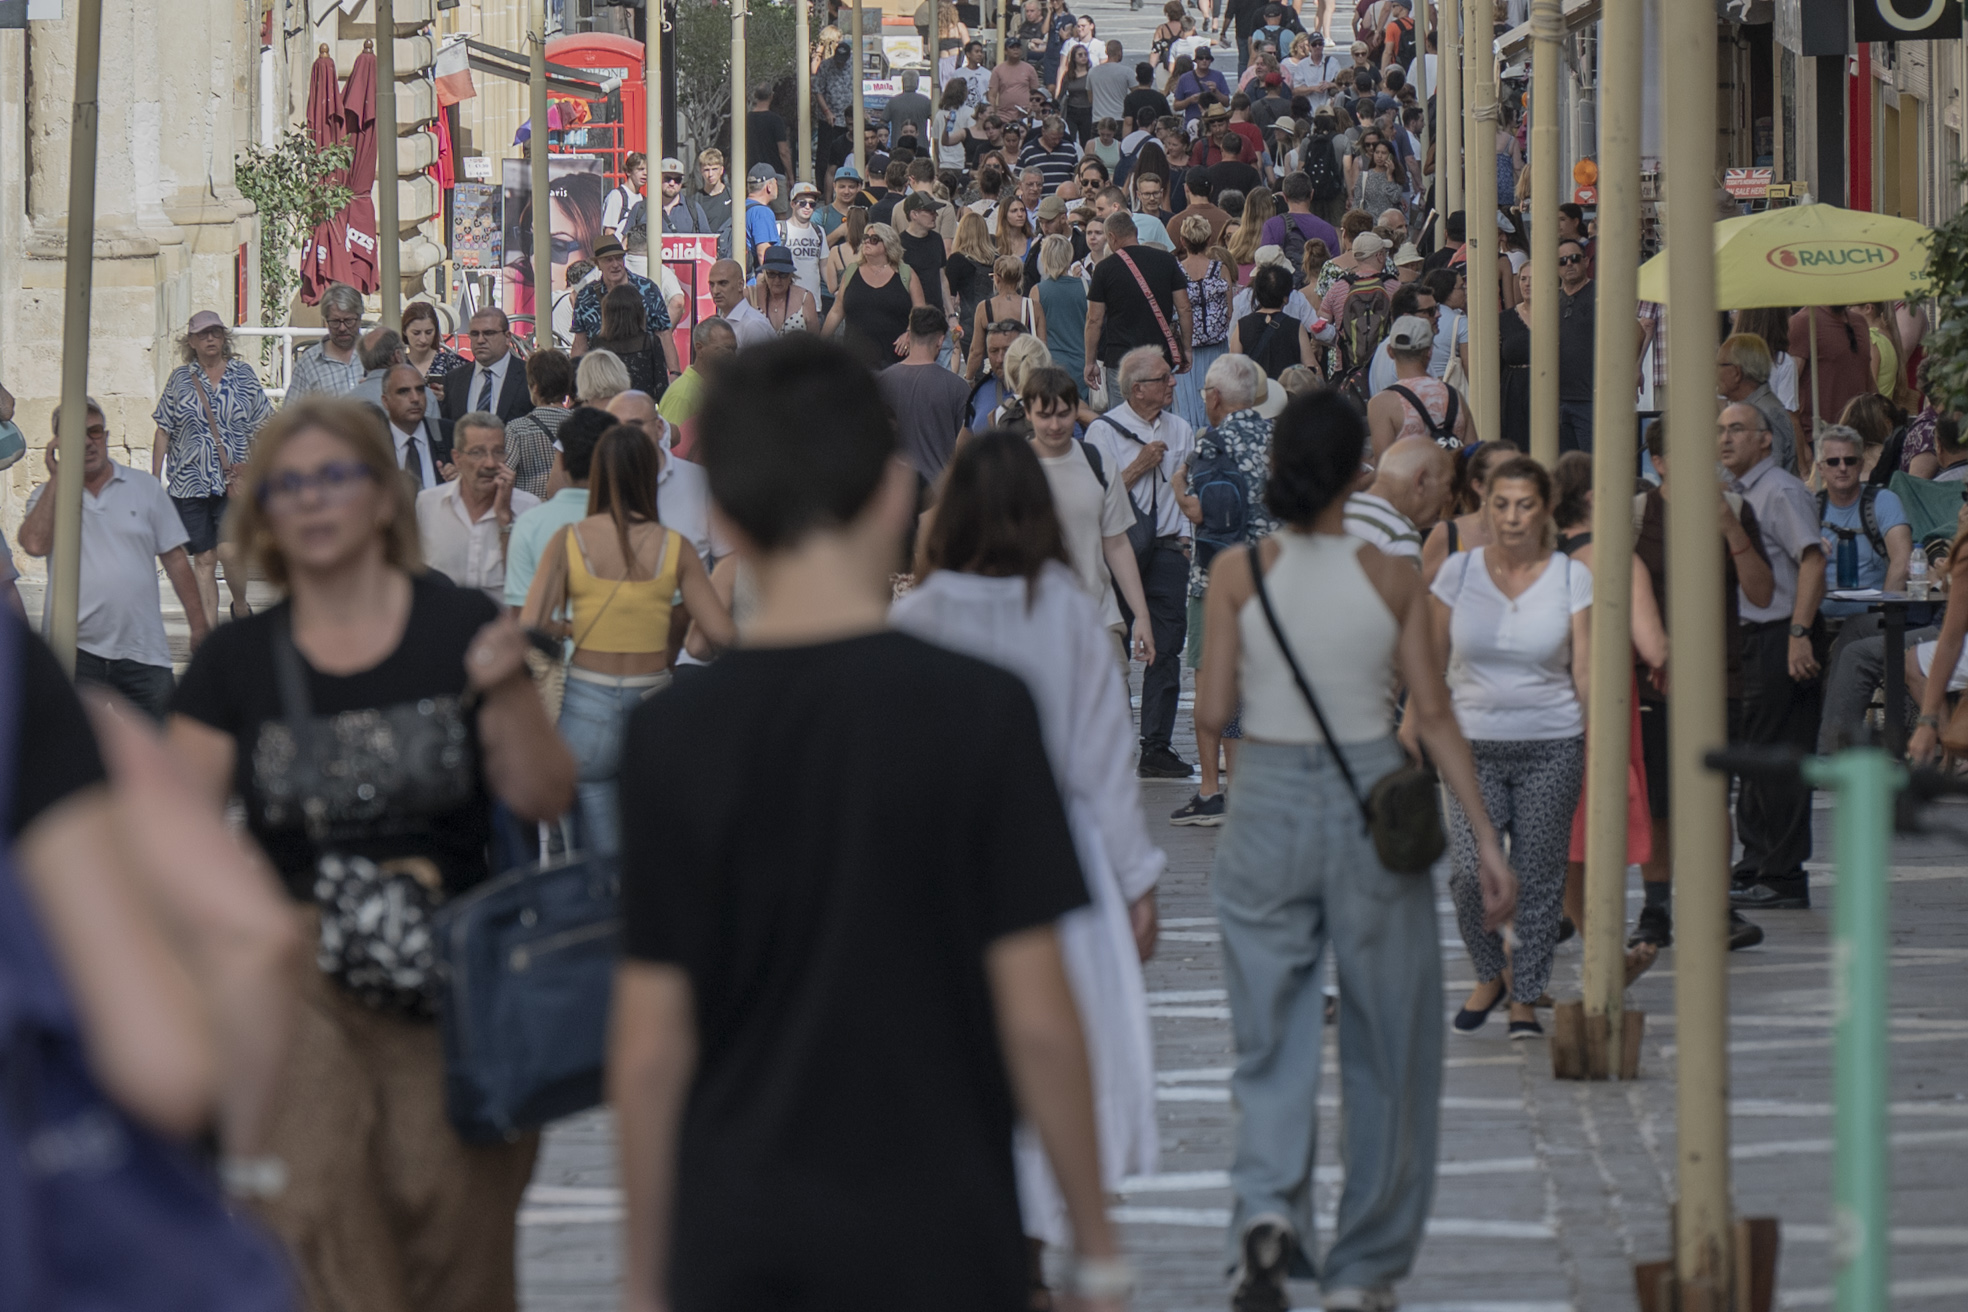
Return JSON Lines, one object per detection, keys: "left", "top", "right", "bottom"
{"left": 545, "top": 33, "right": 646, "bottom": 188}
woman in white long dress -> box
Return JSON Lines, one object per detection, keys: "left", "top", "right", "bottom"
{"left": 890, "top": 430, "right": 1164, "bottom": 1259}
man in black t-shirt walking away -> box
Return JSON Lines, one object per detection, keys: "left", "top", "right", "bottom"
{"left": 609, "top": 334, "right": 1131, "bottom": 1312}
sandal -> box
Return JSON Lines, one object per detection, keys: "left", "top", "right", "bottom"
{"left": 230, "top": 599, "right": 253, "bottom": 620}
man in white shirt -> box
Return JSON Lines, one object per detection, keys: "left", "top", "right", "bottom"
{"left": 1083, "top": 346, "right": 1196, "bottom": 778}
{"left": 416, "top": 414, "right": 541, "bottom": 602}
{"left": 1345, "top": 436, "right": 1451, "bottom": 566}
{"left": 707, "top": 259, "right": 776, "bottom": 348}
{"left": 17, "top": 398, "right": 207, "bottom": 719}
{"left": 382, "top": 363, "right": 452, "bottom": 491}
{"left": 1294, "top": 32, "right": 1344, "bottom": 110}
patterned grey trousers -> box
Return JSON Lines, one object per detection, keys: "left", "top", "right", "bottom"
{"left": 1444, "top": 735, "right": 1586, "bottom": 1004}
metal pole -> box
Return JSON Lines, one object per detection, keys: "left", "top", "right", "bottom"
{"left": 1461, "top": 0, "right": 1498, "bottom": 446}
{"left": 1527, "top": 0, "right": 1558, "bottom": 468}
{"left": 851, "top": 0, "right": 866, "bottom": 175}
{"left": 375, "top": 0, "right": 401, "bottom": 330}
{"left": 797, "top": 0, "right": 813, "bottom": 183}
{"left": 1439, "top": 0, "right": 1461, "bottom": 243}
{"left": 732, "top": 0, "right": 748, "bottom": 277}
{"left": 1663, "top": 0, "right": 1732, "bottom": 1291}
{"left": 1800, "top": 749, "right": 1896, "bottom": 1312}
{"left": 1580, "top": 0, "right": 1640, "bottom": 1067}
{"left": 1415, "top": 0, "right": 1430, "bottom": 228}
{"left": 648, "top": 0, "right": 664, "bottom": 245}
{"left": 530, "top": 0, "right": 552, "bottom": 343}
{"left": 49, "top": 0, "right": 104, "bottom": 676}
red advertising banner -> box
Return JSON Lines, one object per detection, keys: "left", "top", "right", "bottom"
{"left": 661, "top": 232, "right": 721, "bottom": 366}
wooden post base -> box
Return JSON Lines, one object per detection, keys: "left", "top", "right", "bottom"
{"left": 1633, "top": 1217, "right": 1780, "bottom": 1312}
{"left": 1550, "top": 1001, "right": 1645, "bottom": 1080}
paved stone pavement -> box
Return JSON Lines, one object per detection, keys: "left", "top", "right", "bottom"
{"left": 513, "top": 663, "right": 1968, "bottom": 1311}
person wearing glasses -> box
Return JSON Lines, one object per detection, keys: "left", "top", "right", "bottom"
{"left": 1555, "top": 237, "right": 1596, "bottom": 453}
{"left": 569, "top": 237, "right": 680, "bottom": 386}
{"left": 782, "top": 181, "right": 828, "bottom": 303}
{"left": 441, "top": 307, "right": 533, "bottom": 425}
{"left": 286, "top": 282, "right": 367, "bottom": 401}
{"left": 166, "top": 397, "right": 575, "bottom": 1311}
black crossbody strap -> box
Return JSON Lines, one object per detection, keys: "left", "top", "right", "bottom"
{"left": 1090, "top": 414, "right": 1159, "bottom": 521}
{"left": 1249, "top": 549, "right": 1373, "bottom": 833}
{"left": 270, "top": 611, "right": 331, "bottom": 844}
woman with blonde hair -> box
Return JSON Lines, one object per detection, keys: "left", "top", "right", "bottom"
{"left": 946, "top": 211, "right": 999, "bottom": 357}
{"left": 1035, "top": 233, "right": 1089, "bottom": 394}
{"left": 521, "top": 424, "right": 733, "bottom": 856}
{"left": 820, "top": 219, "right": 926, "bottom": 368}
{"left": 996, "top": 193, "right": 1037, "bottom": 260}
{"left": 1226, "top": 185, "right": 1274, "bottom": 283}
{"left": 965, "top": 254, "right": 1045, "bottom": 380}
{"left": 575, "top": 348, "right": 632, "bottom": 406}
{"left": 168, "top": 396, "right": 575, "bottom": 1312}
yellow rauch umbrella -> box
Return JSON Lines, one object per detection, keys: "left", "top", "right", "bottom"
{"left": 1637, "top": 202, "right": 1933, "bottom": 437}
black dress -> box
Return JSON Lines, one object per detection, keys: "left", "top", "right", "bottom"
{"left": 1497, "top": 307, "right": 1532, "bottom": 449}
{"left": 591, "top": 334, "right": 667, "bottom": 399}
{"left": 839, "top": 264, "right": 915, "bottom": 370}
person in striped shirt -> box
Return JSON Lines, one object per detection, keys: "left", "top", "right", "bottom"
{"left": 1344, "top": 436, "right": 1451, "bottom": 566}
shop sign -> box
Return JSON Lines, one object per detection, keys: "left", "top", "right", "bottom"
{"left": 1854, "top": 0, "right": 1961, "bottom": 41}
{"left": 1764, "top": 241, "right": 1904, "bottom": 273}
{"left": 1725, "top": 167, "right": 1774, "bottom": 198}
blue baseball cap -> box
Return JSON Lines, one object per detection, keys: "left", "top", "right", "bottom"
{"left": 834, "top": 162, "right": 863, "bottom": 181}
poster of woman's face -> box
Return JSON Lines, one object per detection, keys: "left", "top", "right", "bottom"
{"left": 503, "top": 156, "right": 605, "bottom": 320}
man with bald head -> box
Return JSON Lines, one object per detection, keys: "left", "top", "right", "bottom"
{"left": 1718, "top": 398, "right": 1826, "bottom": 912}
{"left": 706, "top": 258, "right": 775, "bottom": 347}
{"left": 441, "top": 306, "right": 532, "bottom": 423}
{"left": 1345, "top": 437, "right": 1452, "bottom": 566}
{"left": 658, "top": 318, "right": 738, "bottom": 433}
{"left": 381, "top": 361, "right": 453, "bottom": 490}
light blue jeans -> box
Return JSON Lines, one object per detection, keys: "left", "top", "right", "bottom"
{"left": 1210, "top": 736, "right": 1444, "bottom": 1291}
{"left": 556, "top": 669, "right": 670, "bottom": 859}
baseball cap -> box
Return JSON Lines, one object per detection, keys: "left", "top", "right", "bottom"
{"left": 187, "top": 309, "right": 225, "bottom": 334}
{"left": 1388, "top": 315, "right": 1434, "bottom": 352}
{"left": 901, "top": 191, "right": 940, "bottom": 216}
{"left": 792, "top": 180, "right": 821, "bottom": 201}
{"left": 746, "top": 162, "right": 779, "bottom": 184}
{"left": 761, "top": 245, "right": 797, "bottom": 273}
{"left": 1351, "top": 40, "right": 1369, "bottom": 53}
{"left": 834, "top": 162, "right": 863, "bottom": 181}
{"left": 660, "top": 156, "right": 686, "bottom": 175}
{"left": 1035, "top": 194, "right": 1068, "bottom": 222}
{"left": 1394, "top": 241, "right": 1424, "bottom": 266}
{"left": 591, "top": 236, "right": 626, "bottom": 260}
{"left": 1351, "top": 231, "right": 1388, "bottom": 258}
{"left": 1309, "top": 31, "right": 1326, "bottom": 42}
{"left": 1193, "top": 44, "right": 1214, "bottom": 58}
{"left": 1376, "top": 94, "right": 1399, "bottom": 112}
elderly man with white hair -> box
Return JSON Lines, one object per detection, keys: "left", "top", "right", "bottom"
{"left": 1167, "top": 352, "right": 1275, "bottom": 825}
{"left": 1085, "top": 343, "right": 1198, "bottom": 781}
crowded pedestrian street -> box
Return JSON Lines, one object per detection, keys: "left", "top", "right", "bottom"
{"left": 5, "top": 0, "right": 1968, "bottom": 1303}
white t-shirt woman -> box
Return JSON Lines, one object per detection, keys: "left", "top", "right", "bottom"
{"left": 1430, "top": 545, "right": 1593, "bottom": 740}
{"left": 935, "top": 104, "right": 974, "bottom": 170}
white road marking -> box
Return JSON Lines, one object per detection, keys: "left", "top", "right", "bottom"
{"left": 1161, "top": 917, "right": 1218, "bottom": 928}
{"left": 1150, "top": 1005, "right": 1234, "bottom": 1019}
{"left": 1782, "top": 1223, "right": 1968, "bottom": 1246}
{"left": 1731, "top": 1127, "right": 1968, "bottom": 1160}
{"left": 1731, "top": 1099, "right": 1968, "bottom": 1119}
{"left": 1161, "top": 930, "right": 1222, "bottom": 942}
{"left": 1148, "top": 989, "right": 1228, "bottom": 1002}
{"left": 1109, "top": 1207, "right": 1556, "bottom": 1240}
{"left": 1778, "top": 1275, "right": 1968, "bottom": 1307}
{"left": 518, "top": 1206, "right": 622, "bottom": 1226}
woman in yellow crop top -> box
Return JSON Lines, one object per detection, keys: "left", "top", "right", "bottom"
{"left": 522, "top": 425, "right": 735, "bottom": 856}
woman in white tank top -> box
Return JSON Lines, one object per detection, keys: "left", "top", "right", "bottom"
{"left": 1193, "top": 390, "right": 1517, "bottom": 1312}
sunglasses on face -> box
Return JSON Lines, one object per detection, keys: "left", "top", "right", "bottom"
{"left": 1558, "top": 254, "right": 1585, "bottom": 266}
{"left": 1820, "top": 455, "right": 1862, "bottom": 468}
{"left": 796, "top": 198, "right": 818, "bottom": 207}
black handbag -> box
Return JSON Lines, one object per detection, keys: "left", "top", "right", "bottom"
{"left": 432, "top": 813, "right": 619, "bottom": 1144}
{"left": 1250, "top": 553, "right": 1447, "bottom": 875}
{"left": 271, "top": 616, "right": 457, "bottom": 1018}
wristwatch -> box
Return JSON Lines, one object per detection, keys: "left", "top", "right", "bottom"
{"left": 1788, "top": 623, "right": 1810, "bottom": 638}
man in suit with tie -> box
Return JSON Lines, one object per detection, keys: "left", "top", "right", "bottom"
{"left": 381, "top": 363, "right": 455, "bottom": 492}
{"left": 442, "top": 308, "right": 532, "bottom": 424}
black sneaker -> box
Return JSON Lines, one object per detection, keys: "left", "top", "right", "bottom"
{"left": 1729, "top": 910, "right": 1765, "bottom": 950}
{"left": 1629, "top": 904, "right": 1673, "bottom": 949}
{"left": 1730, "top": 880, "right": 1810, "bottom": 911}
{"left": 1170, "top": 792, "right": 1226, "bottom": 826}
{"left": 1230, "top": 1214, "right": 1294, "bottom": 1312}
{"left": 1137, "top": 745, "right": 1196, "bottom": 779}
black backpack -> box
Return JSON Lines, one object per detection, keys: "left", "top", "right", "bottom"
{"left": 1386, "top": 382, "right": 1461, "bottom": 448}
{"left": 1188, "top": 430, "right": 1252, "bottom": 571}
{"left": 1305, "top": 132, "right": 1345, "bottom": 203}
{"left": 1817, "top": 484, "right": 1886, "bottom": 554}
{"left": 1391, "top": 14, "right": 1417, "bottom": 69}
{"left": 1278, "top": 215, "right": 1310, "bottom": 288}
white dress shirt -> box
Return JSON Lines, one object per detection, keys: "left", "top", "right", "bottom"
{"left": 1086, "top": 402, "right": 1196, "bottom": 540}
{"left": 722, "top": 298, "right": 777, "bottom": 348}
{"left": 466, "top": 353, "right": 513, "bottom": 415}
{"left": 415, "top": 479, "right": 542, "bottom": 603}
{"left": 392, "top": 421, "right": 441, "bottom": 490}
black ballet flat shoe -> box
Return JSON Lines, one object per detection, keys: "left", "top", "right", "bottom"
{"left": 1452, "top": 980, "right": 1505, "bottom": 1034}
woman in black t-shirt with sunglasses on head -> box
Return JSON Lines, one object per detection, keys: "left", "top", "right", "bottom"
{"left": 168, "top": 396, "right": 576, "bottom": 1312}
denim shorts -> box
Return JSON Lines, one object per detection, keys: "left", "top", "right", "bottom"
{"left": 173, "top": 494, "right": 231, "bottom": 555}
